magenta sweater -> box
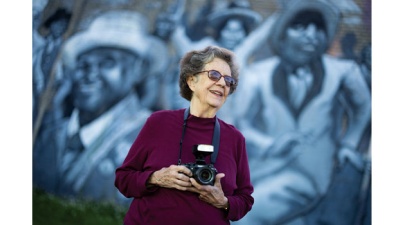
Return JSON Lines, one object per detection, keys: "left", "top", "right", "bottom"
{"left": 115, "top": 108, "right": 254, "bottom": 225}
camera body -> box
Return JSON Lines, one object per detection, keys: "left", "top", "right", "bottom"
{"left": 183, "top": 144, "right": 218, "bottom": 185}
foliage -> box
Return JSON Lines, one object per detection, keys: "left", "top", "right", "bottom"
{"left": 32, "top": 188, "right": 127, "bottom": 225}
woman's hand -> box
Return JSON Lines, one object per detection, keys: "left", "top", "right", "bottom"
{"left": 148, "top": 165, "right": 193, "bottom": 190}
{"left": 187, "top": 173, "right": 229, "bottom": 210}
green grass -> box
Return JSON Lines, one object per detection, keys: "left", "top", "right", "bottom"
{"left": 32, "top": 188, "right": 128, "bottom": 225}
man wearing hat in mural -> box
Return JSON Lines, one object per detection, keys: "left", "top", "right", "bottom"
{"left": 232, "top": 0, "right": 371, "bottom": 224}
{"left": 32, "top": 10, "right": 168, "bottom": 205}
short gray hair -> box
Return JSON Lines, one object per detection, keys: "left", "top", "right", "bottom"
{"left": 179, "top": 46, "right": 239, "bottom": 101}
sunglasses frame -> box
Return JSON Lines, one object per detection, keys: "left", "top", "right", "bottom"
{"left": 194, "top": 70, "right": 237, "bottom": 87}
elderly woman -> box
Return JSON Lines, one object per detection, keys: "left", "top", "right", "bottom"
{"left": 115, "top": 46, "right": 254, "bottom": 225}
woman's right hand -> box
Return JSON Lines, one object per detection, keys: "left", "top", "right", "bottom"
{"left": 148, "top": 165, "right": 193, "bottom": 191}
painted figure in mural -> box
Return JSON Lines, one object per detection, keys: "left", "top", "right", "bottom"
{"left": 232, "top": 0, "right": 371, "bottom": 224}
{"left": 133, "top": 11, "right": 169, "bottom": 112}
{"left": 32, "top": 0, "right": 47, "bottom": 64}
{"left": 32, "top": 10, "right": 168, "bottom": 205}
{"left": 151, "top": 0, "right": 189, "bottom": 110}
{"left": 115, "top": 46, "right": 254, "bottom": 224}
{"left": 340, "top": 31, "right": 358, "bottom": 61}
{"left": 32, "top": 7, "right": 71, "bottom": 123}
{"left": 170, "top": 0, "right": 262, "bottom": 57}
{"left": 32, "top": 0, "right": 47, "bottom": 119}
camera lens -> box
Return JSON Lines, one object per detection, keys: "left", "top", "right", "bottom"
{"left": 200, "top": 170, "right": 212, "bottom": 181}
{"left": 196, "top": 167, "right": 214, "bottom": 184}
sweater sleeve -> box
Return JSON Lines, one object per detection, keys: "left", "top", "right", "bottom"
{"left": 225, "top": 129, "right": 255, "bottom": 221}
{"left": 114, "top": 114, "right": 159, "bottom": 198}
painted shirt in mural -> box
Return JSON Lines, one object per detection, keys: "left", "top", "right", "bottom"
{"left": 233, "top": 54, "right": 371, "bottom": 224}
{"left": 33, "top": 94, "right": 150, "bottom": 205}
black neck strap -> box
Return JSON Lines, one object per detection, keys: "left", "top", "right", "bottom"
{"left": 178, "top": 107, "right": 220, "bottom": 165}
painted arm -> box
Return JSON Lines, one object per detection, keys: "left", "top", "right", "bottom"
{"left": 235, "top": 13, "right": 279, "bottom": 68}
{"left": 337, "top": 61, "right": 371, "bottom": 171}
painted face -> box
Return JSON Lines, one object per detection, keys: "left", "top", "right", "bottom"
{"left": 189, "top": 58, "right": 232, "bottom": 110}
{"left": 154, "top": 16, "right": 174, "bottom": 40}
{"left": 219, "top": 19, "right": 246, "bottom": 50}
{"left": 282, "top": 22, "right": 327, "bottom": 65}
{"left": 49, "top": 17, "right": 69, "bottom": 38}
{"left": 71, "top": 48, "right": 138, "bottom": 114}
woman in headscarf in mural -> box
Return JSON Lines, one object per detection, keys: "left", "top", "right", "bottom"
{"left": 232, "top": 0, "right": 371, "bottom": 224}
{"left": 32, "top": 10, "right": 168, "bottom": 206}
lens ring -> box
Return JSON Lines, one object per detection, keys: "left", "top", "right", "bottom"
{"left": 196, "top": 167, "right": 213, "bottom": 184}
{"left": 200, "top": 170, "right": 211, "bottom": 181}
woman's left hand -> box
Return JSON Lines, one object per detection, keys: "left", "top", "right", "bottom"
{"left": 187, "top": 173, "right": 228, "bottom": 209}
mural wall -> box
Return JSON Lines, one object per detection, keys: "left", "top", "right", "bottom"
{"left": 32, "top": 0, "right": 371, "bottom": 224}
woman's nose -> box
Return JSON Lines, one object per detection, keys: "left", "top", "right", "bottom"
{"left": 216, "top": 76, "right": 226, "bottom": 87}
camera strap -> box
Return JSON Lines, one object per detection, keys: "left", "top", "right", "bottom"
{"left": 178, "top": 107, "right": 220, "bottom": 165}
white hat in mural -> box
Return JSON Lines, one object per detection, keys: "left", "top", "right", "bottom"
{"left": 62, "top": 10, "right": 168, "bottom": 75}
{"left": 269, "top": 0, "right": 341, "bottom": 54}
{"left": 207, "top": 0, "right": 262, "bottom": 33}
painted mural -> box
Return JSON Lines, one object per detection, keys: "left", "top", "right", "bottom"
{"left": 32, "top": 0, "right": 371, "bottom": 224}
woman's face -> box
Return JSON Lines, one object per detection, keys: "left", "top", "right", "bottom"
{"left": 49, "top": 18, "right": 69, "bottom": 38}
{"left": 188, "top": 58, "right": 232, "bottom": 111}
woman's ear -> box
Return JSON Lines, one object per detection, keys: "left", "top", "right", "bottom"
{"left": 187, "top": 75, "right": 196, "bottom": 92}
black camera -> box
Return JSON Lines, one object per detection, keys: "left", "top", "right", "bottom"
{"left": 184, "top": 144, "right": 218, "bottom": 185}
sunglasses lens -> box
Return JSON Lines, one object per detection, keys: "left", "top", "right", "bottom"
{"left": 224, "top": 77, "right": 236, "bottom": 87}
{"left": 208, "top": 70, "right": 222, "bottom": 81}
{"left": 207, "top": 70, "right": 236, "bottom": 87}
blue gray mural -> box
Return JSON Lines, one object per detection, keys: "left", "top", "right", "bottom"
{"left": 32, "top": 0, "right": 371, "bottom": 224}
